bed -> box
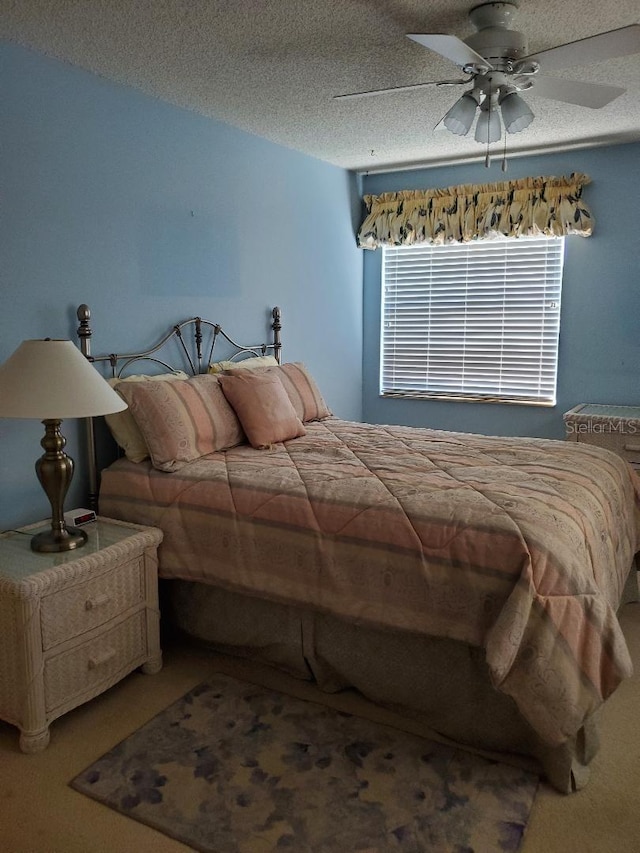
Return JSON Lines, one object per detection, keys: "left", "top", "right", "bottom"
{"left": 77, "top": 303, "right": 640, "bottom": 794}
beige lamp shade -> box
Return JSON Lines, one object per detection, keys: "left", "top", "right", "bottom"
{"left": 0, "top": 339, "right": 127, "bottom": 419}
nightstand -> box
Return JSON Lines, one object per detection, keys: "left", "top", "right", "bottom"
{"left": 565, "top": 405, "right": 640, "bottom": 604}
{"left": 0, "top": 517, "right": 163, "bottom": 753}
{"left": 564, "top": 403, "right": 640, "bottom": 469}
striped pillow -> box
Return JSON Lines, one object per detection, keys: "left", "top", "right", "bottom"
{"left": 118, "top": 375, "right": 244, "bottom": 472}
{"left": 105, "top": 372, "right": 189, "bottom": 463}
{"left": 273, "top": 363, "right": 332, "bottom": 422}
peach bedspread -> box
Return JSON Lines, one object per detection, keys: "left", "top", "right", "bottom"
{"left": 100, "top": 419, "right": 639, "bottom": 747}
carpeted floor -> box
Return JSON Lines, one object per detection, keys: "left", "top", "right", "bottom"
{"left": 71, "top": 673, "right": 538, "bottom": 853}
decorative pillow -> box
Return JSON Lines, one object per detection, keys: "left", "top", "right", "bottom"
{"left": 209, "top": 355, "right": 278, "bottom": 374}
{"left": 117, "top": 375, "right": 245, "bottom": 472}
{"left": 219, "top": 371, "right": 306, "bottom": 449}
{"left": 226, "top": 362, "right": 331, "bottom": 423}
{"left": 105, "top": 372, "right": 189, "bottom": 463}
{"left": 274, "top": 363, "right": 332, "bottom": 422}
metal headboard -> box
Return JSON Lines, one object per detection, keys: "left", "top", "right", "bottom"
{"left": 76, "top": 303, "right": 282, "bottom": 509}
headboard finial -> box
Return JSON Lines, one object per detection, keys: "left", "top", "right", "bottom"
{"left": 272, "top": 306, "right": 282, "bottom": 363}
{"left": 77, "top": 304, "right": 92, "bottom": 358}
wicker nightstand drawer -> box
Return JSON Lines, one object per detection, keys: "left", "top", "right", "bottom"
{"left": 40, "top": 555, "right": 144, "bottom": 650}
{"left": 44, "top": 611, "right": 146, "bottom": 713}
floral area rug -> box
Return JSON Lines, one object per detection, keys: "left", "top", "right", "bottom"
{"left": 71, "top": 673, "right": 538, "bottom": 852}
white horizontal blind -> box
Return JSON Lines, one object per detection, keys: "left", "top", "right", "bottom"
{"left": 381, "top": 237, "right": 565, "bottom": 405}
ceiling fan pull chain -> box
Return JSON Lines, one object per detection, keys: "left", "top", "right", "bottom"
{"left": 502, "top": 133, "right": 508, "bottom": 172}
{"left": 485, "top": 82, "right": 492, "bottom": 168}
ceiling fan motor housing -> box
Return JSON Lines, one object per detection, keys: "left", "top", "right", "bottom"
{"left": 465, "top": 1, "right": 528, "bottom": 69}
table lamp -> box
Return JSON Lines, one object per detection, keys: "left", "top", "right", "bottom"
{"left": 0, "top": 339, "right": 127, "bottom": 553}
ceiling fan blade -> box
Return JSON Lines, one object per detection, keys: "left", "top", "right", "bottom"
{"left": 333, "top": 79, "right": 468, "bottom": 101}
{"left": 522, "top": 24, "right": 640, "bottom": 71}
{"left": 407, "top": 34, "right": 493, "bottom": 70}
{"left": 527, "top": 75, "right": 626, "bottom": 108}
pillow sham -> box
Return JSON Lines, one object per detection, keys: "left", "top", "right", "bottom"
{"left": 105, "top": 371, "right": 189, "bottom": 463}
{"left": 226, "top": 361, "right": 331, "bottom": 423}
{"left": 219, "top": 371, "right": 306, "bottom": 449}
{"left": 274, "top": 362, "right": 331, "bottom": 422}
{"left": 117, "top": 374, "right": 245, "bottom": 472}
{"left": 209, "top": 355, "right": 278, "bottom": 374}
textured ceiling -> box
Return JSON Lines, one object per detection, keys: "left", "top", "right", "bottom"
{"left": 1, "top": 0, "right": 639, "bottom": 172}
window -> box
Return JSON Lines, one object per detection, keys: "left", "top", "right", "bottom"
{"left": 380, "top": 236, "right": 565, "bottom": 406}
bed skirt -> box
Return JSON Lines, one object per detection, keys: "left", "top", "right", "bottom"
{"left": 164, "top": 578, "right": 602, "bottom": 793}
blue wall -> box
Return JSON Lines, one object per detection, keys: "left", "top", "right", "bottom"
{"left": 361, "top": 143, "right": 640, "bottom": 438}
{"left": 0, "top": 42, "right": 363, "bottom": 530}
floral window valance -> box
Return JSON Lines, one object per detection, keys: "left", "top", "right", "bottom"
{"left": 357, "top": 172, "right": 593, "bottom": 249}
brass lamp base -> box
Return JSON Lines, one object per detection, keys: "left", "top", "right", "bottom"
{"left": 31, "top": 524, "right": 88, "bottom": 553}
{"left": 32, "top": 418, "right": 89, "bottom": 554}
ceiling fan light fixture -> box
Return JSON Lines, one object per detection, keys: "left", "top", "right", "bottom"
{"left": 442, "top": 91, "right": 479, "bottom": 136}
{"left": 500, "top": 90, "right": 534, "bottom": 133}
{"left": 336, "top": 4, "right": 640, "bottom": 167}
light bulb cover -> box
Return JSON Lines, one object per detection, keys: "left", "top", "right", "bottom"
{"left": 474, "top": 106, "right": 502, "bottom": 144}
{"left": 500, "top": 91, "right": 534, "bottom": 134}
{"left": 443, "top": 92, "right": 479, "bottom": 136}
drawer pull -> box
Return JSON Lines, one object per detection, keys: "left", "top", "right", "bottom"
{"left": 623, "top": 443, "right": 640, "bottom": 453}
{"left": 87, "top": 648, "right": 117, "bottom": 669}
{"left": 85, "top": 593, "right": 111, "bottom": 610}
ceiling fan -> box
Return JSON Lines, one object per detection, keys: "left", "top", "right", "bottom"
{"left": 334, "top": 2, "right": 640, "bottom": 146}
